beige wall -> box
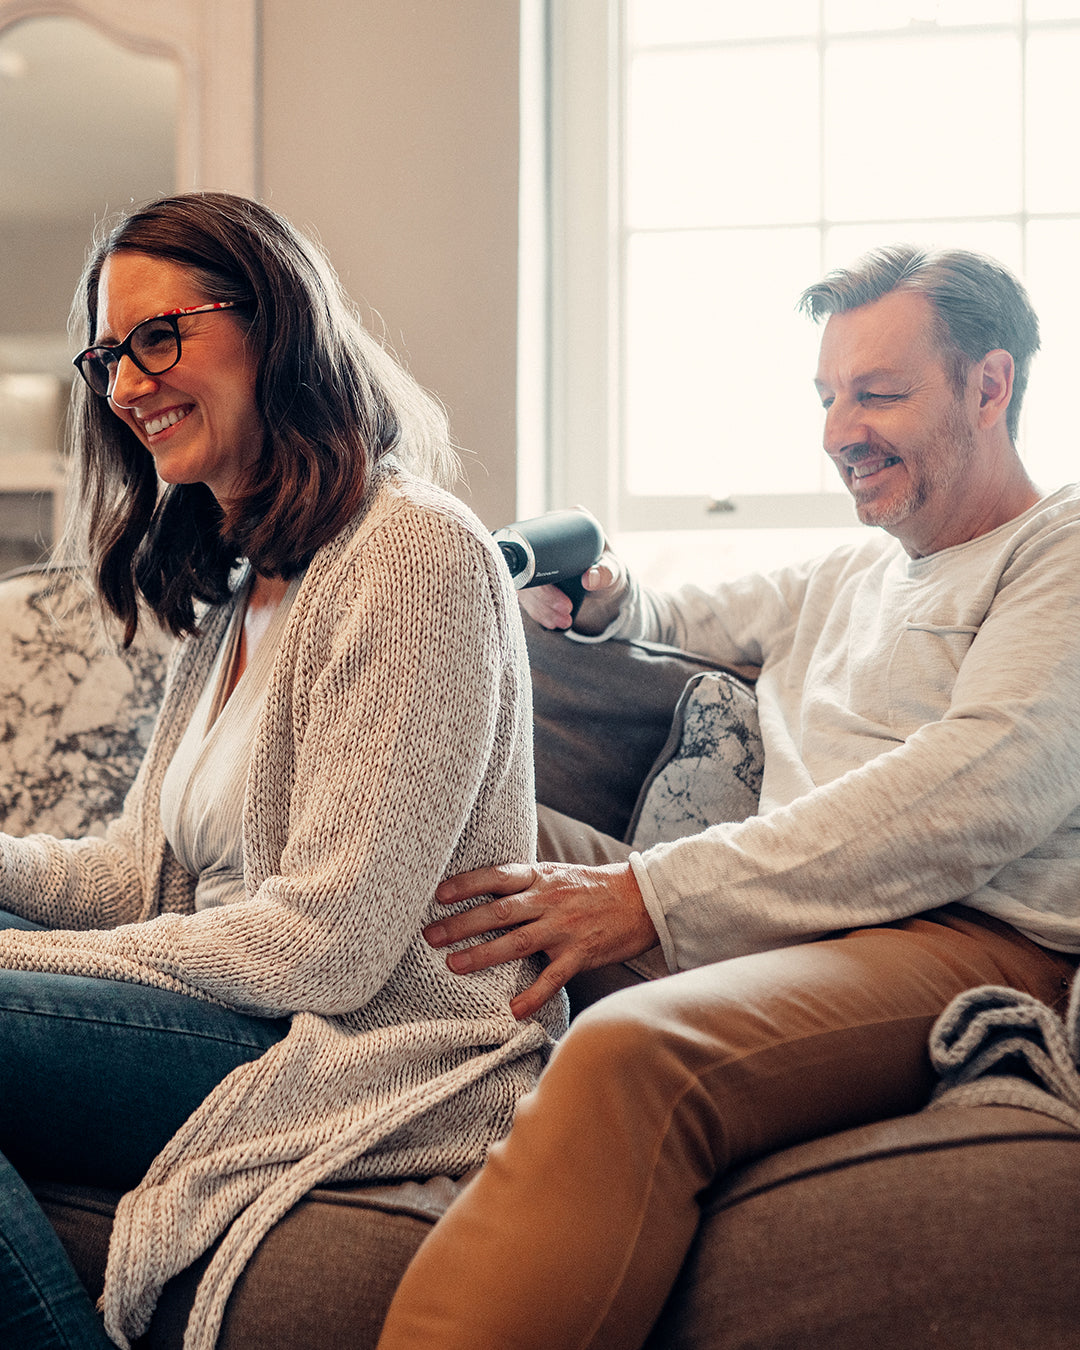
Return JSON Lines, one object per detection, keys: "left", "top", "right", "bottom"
{"left": 0, "top": 220, "right": 90, "bottom": 334}
{"left": 259, "top": 0, "right": 522, "bottom": 529}
{"left": 0, "top": 3, "right": 522, "bottom": 525}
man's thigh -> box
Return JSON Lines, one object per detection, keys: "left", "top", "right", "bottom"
{"left": 537, "top": 804, "right": 632, "bottom": 865}
{"left": 583, "top": 908, "right": 1072, "bottom": 1169}
{"left": 0, "top": 966, "right": 289, "bottom": 1189}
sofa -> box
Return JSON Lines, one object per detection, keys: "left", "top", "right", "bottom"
{"left": 3, "top": 563, "right": 1079, "bottom": 1349}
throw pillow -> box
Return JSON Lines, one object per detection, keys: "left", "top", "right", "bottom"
{"left": 0, "top": 566, "right": 170, "bottom": 837}
{"left": 627, "top": 670, "right": 763, "bottom": 850}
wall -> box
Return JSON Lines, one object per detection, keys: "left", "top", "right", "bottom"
{"left": 1, "top": 220, "right": 89, "bottom": 336}
{"left": 259, "top": 0, "right": 522, "bottom": 529}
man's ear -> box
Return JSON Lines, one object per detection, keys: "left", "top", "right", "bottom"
{"left": 977, "top": 349, "right": 1014, "bottom": 430}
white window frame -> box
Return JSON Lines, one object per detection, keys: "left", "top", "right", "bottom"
{"left": 541, "top": 0, "right": 1080, "bottom": 555}
{"left": 541, "top": 0, "right": 618, "bottom": 523}
{"left": 544, "top": 0, "right": 857, "bottom": 537}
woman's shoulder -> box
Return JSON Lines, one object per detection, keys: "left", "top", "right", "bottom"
{"left": 349, "top": 465, "right": 502, "bottom": 570}
{"left": 372, "top": 464, "right": 488, "bottom": 534}
{"left": 300, "top": 464, "right": 509, "bottom": 608}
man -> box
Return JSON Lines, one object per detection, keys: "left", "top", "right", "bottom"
{"left": 378, "top": 246, "right": 1080, "bottom": 1350}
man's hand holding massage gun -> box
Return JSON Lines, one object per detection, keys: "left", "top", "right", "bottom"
{"left": 493, "top": 507, "right": 626, "bottom": 634}
{"left": 426, "top": 508, "right": 658, "bottom": 1017}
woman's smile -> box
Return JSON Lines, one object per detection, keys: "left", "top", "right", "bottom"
{"left": 139, "top": 404, "right": 195, "bottom": 439}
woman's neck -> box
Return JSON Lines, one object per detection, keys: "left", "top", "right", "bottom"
{"left": 225, "top": 572, "right": 291, "bottom": 700}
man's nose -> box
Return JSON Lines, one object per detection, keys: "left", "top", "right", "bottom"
{"left": 109, "top": 355, "right": 157, "bottom": 409}
{"left": 822, "top": 397, "right": 866, "bottom": 459}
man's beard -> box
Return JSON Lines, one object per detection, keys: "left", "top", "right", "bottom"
{"left": 855, "top": 400, "right": 977, "bottom": 534}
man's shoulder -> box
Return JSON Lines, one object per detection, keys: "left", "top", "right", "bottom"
{"left": 913, "top": 483, "right": 1080, "bottom": 576}
{"left": 987, "top": 481, "right": 1080, "bottom": 557}
{"left": 1028, "top": 481, "right": 1080, "bottom": 526}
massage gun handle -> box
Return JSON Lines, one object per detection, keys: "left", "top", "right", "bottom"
{"left": 554, "top": 571, "right": 588, "bottom": 618}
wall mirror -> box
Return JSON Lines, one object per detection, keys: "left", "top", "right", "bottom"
{"left": 0, "top": 0, "right": 256, "bottom": 570}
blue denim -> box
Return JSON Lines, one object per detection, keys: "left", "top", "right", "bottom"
{"left": 0, "top": 909, "right": 290, "bottom": 1347}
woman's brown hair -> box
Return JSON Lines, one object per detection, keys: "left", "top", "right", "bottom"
{"left": 66, "top": 192, "right": 455, "bottom": 644}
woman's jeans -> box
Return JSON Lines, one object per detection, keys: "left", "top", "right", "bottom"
{"left": 0, "top": 909, "right": 289, "bottom": 1348}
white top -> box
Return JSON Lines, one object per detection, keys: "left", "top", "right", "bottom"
{"left": 597, "top": 484, "right": 1080, "bottom": 972}
{"left": 160, "top": 572, "right": 301, "bottom": 910}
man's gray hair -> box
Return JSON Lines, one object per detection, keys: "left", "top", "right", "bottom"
{"left": 798, "top": 245, "right": 1040, "bottom": 441}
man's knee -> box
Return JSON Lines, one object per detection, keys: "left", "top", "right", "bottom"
{"left": 554, "top": 968, "right": 747, "bottom": 1094}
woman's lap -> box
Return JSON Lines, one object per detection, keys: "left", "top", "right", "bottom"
{"left": 0, "top": 910, "right": 289, "bottom": 1190}
{"left": 0, "top": 913, "right": 289, "bottom": 1345}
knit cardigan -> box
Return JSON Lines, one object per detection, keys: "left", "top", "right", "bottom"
{"left": 0, "top": 463, "right": 565, "bottom": 1349}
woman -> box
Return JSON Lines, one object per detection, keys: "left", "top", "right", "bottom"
{"left": 0, "top": 191, "right": 564, "bottom": 1349}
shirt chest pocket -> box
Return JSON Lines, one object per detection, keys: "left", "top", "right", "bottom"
{"left": 886, "top": 620, "right": 980, "bottom": 736}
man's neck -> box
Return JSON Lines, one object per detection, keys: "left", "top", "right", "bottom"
{"left": 898, "top": 452, "right": 1041, "bottom": 559}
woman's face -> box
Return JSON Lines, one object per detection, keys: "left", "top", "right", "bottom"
{"left": 94, "top": 251, "right": 264, "bottom": 504}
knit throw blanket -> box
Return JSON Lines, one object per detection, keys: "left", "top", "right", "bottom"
{"left": 928, "top": 976, "right": 1080, "bottom": 1130}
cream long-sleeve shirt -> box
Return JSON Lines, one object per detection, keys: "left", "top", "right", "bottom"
{"left": 0, "top": 461, "right": 565, "bottom": 1349}
{"left": 600, "top": 484, "right": 1080, "bottom": 972}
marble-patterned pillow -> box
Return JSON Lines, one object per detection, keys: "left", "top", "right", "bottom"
{"left": 0, "top": 567, "right": 171, "bottom": 838}
{"left": 627, "top": 670, "right": 763, "bottom": 850}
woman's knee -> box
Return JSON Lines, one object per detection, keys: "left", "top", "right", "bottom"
{"left": 0, "top": 971, "right": 289, "bottom": 1188}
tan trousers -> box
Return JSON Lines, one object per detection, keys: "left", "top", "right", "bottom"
{"left": 377, "top": 809, "right": 1078, "bottom": 1350}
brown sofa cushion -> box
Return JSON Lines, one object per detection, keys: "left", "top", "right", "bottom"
{"left": 32, "top": 1176, "right": 460, "bottom": 1350}
{"left": 646, "top": 1104, "right": 1080, "bottom": 1349}
{"left": 37, "top": 1105, "right": 1080, "bottom": 1349}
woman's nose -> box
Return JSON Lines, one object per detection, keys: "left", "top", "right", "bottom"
{"left": 108, "top": 355, "right": 158, "bottom": 409}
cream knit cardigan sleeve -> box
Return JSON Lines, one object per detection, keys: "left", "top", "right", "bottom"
{"left": 0, "top": 472, "right": 523, "bottom": 1009}
{"left": 0, "top": 467, "right": 562, "bottom": 1349}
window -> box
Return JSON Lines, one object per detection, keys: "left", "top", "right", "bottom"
{"left": 542, "top": 0, "right": 1080, "bottom": 585}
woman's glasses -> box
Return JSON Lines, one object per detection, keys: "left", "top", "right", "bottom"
{"left": 72, "top": 302, "right": 240, "bottom": 398}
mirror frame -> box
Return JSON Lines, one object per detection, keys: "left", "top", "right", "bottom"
{"left": 0, "top": 0, "right": 258, "bottom": 193}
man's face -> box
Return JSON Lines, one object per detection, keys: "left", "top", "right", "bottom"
{"left": 813, "top": 289, "right": 981, "bottom": 557}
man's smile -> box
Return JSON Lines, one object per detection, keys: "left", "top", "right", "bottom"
{"left": 839, "top": 448, "right": 904, "bottom": 484}
{"left": 850, "top": 455, "right": 902, "bottom": 481}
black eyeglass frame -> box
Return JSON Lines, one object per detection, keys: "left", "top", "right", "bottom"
{"left": 72, "top": 301, "right": 242, "bottom": 398}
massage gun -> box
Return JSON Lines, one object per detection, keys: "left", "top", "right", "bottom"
{"left": 493, "top": 508, "right": 605, "bottom": 618}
